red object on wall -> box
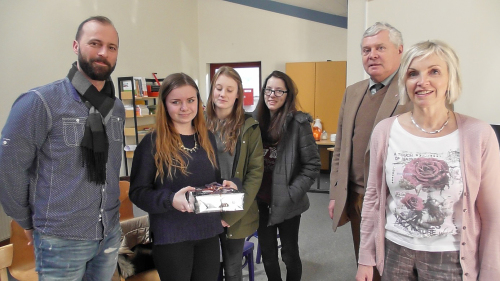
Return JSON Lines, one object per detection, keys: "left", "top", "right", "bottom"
{"left": 243, "top": 88, "right": 254, "bottom": 105}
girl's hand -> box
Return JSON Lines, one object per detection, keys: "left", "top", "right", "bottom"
{"left": 172, "top": 186, "right": 195, "bottom": 212}
{"left": 222, "top": 180, "right": 237, "bottom": 190}
{"left": 221, "top": 220, "right": 230, "bottom": 227}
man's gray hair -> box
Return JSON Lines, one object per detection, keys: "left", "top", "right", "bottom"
{"left": 362, "top": 22, "right": 403, "bottom": 47}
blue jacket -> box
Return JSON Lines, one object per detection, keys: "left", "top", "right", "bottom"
{"left": 0, "top": 78, "right": 125, "bottom": 240}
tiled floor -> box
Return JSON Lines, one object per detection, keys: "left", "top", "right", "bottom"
{"left": 309, "top": 171, "right": 332, "bottom": 194}
{"left": 245, "top": 173, "right": 357, "bottom": 281}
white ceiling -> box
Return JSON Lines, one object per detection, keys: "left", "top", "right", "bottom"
{"left": 272, "top": 0, "right": 348, "bottom": 17}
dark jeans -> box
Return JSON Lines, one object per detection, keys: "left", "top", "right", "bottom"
{"left": 220, "top": 230, "right": 245, "bottom": 281}
{"left": 257, "top": 201, "right": 302, "bottom": 281}
{"left": 152, "top": 235, "right": 220, "bottom": 281}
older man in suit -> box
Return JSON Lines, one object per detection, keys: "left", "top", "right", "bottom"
{"left": 328, "top": 22, "right": 411, "bottom": 280}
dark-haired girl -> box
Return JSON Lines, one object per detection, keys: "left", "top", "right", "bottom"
{"left": 254, "top": 71, "right": 321, "bottom": 281}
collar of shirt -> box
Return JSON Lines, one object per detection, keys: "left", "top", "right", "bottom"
{"left": 369, "top": 70, "right": 398, "bottom": 95}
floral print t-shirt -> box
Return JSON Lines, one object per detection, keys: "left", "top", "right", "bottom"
{"left": 384, "top": 118, "right": 463, "bottom": 252}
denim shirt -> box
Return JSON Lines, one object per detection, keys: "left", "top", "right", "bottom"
{"left": 0, "top": 78, "right": 125, "bottom": 240}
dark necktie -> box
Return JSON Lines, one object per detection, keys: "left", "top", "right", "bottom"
{"left": 370, "top": 83, "right": 384, "bottom": 94}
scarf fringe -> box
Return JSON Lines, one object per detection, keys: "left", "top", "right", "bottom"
{"left": 81, "top": 147, "right": 107, "bottom": 185}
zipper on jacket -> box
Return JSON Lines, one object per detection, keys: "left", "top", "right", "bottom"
{"left": 230, "top": 114, "right": 255, "bottom": 178}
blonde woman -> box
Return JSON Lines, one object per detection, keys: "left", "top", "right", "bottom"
{"left": 205, "top": 66, "right": 264, "bottom": 281}
{"left": 356, "top": 41, "right": 500, "bottom": 281}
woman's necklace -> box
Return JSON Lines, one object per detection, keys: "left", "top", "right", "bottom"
{"left": 180, "top": 134, "right": 198, "bottom": 153}
{"left": 410, "top": 110, "right": 450, "bottom": 134}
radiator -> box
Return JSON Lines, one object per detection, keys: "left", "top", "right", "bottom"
{"left": 0, "top": 207, "right": 10, "bottom": 241}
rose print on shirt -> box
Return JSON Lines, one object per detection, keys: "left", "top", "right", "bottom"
{"left": 402, "top": 158, "right": 449, "bottom": 192}
{"left": 401, "top": 193, "right": 424, "bottom": 211}
{"left": 393, "top": 157, "right": 456, "bottom": 236}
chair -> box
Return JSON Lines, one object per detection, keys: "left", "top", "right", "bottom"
{"left": 218, "top": 241, "right": 255, "bottom": 281}
{"left": 113, "top": 216, "right": 159, "bottom": 281}
{"left": 246, "top": 230, "right": 280, "bottom": 264}
{"left": 9, "top": 220, "right": 38, "bottom": 280}
{"left": 242, "top": 241, "right": 255, "bottom": 281}
{"left": 0, "top": 244, "right": 13, "bottom": 281}
{"left": 113, "top": 182, "right": 160, "bottom": 281}
{"left": 119, "top": 180, "right": 134, "bottom": 221}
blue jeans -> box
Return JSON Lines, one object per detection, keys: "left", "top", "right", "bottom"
{"left": 33, "top": 223, "right": 121, "bottom": 281}
{"left": 258, "top": 202, "right": 302, "bottom": 281}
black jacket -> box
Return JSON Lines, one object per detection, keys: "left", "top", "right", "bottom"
{"left": 266, "top": 111, "right": 321, "bottom": 226}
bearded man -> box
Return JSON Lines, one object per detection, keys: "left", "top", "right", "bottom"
{"left": 0, "top": 16, "right": 125, "bottom": 280}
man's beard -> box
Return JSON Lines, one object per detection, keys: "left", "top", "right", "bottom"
{"left": 78, "top": 50, "right": 116, "bottom": 81}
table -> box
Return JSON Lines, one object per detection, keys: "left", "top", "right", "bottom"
{"left": 316, "top": 140, "right": 335, "bottom": 146}
{"left": 317, "top": 140, "right": 335, "bottom": 171}
{"left": 310, "top": 140, "right": 335, "bottom": 193}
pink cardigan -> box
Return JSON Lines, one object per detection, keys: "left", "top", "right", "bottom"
{"left": 358, "top": 113, "right": 500, "bottom": 280}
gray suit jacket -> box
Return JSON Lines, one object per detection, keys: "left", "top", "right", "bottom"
{"left": 329, "top": 72, "right": 413, "bottom": 231}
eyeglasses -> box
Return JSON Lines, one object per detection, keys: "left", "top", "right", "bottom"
{"left": 264, "top": 88, "right": 288, "bottom": 97}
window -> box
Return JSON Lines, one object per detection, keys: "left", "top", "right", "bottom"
{"left": 209, "top": 62, "right": 261, "bottom": 113}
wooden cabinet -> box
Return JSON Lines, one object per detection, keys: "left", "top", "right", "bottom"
{"left": 286, "top": 61, "right": 346, "bottom": 134}
{"left": 286, "top": 61, "right": 346, "bottom": 170}
{"left": 118, "top": 77, "right": 159, "bottom": 175}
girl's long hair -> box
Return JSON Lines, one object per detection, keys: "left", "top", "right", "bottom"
{"left": 255, "top": 70, "right": 298, "bottom": 144}
{"left": 154, "top": 73, "right": 217, "bottom": 180}
{"left": 205, "top": 66, "right": 245, "bottom": 154}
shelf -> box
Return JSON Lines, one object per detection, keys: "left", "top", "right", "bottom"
{"left": 125, "top": 110, "right": 156, "bottom": 118}
{"left": 124, "top": 131, "right": 149, "bottom": 137}
{"left": 118, "top": 76, "right": 162, "bottom": 177}
{"left": 124, "top": 130, "right": 152, "bottom": 137}
{"left": 121, "top": 92, "right": 159, "bottom": 100}
{"left": 124, "top": 124, "right": 154, "bottom": 136}
{"left": 123, "top": 128, "right": 151, "bottom": 137}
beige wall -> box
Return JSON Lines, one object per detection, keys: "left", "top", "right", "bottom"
{"left": 0, "top": 0, "right": 199, "bottom": 240}
{"left": 0, "top": 0, "right": 200, "bottom": 129}
{"left": 196, "top": 0, "right": 348, "bottom": 98}
{"left": 0, "top": 0, "right": 348, "bottom": 125}
{"left": 0, "top": 0, "right": 348, "bottom": 239}
{"left": 347, "top": 0, "right": 500, "bottom": 123}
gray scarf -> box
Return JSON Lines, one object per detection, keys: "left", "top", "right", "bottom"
{"left": 67, "top": 62, "right": 115, "bottom": 185}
